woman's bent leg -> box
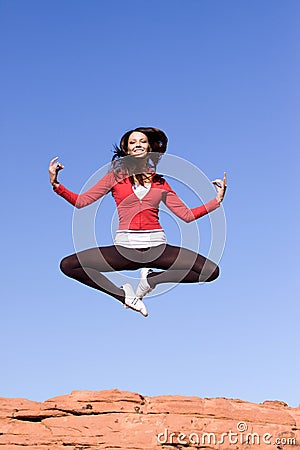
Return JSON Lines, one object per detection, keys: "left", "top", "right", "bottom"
{"left": 145, "top": 244, "right": 219, "bottom": 288}
{"left": 60, "top": 246, "right": 142, "bottom": 302}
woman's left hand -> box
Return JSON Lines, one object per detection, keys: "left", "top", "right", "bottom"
{"left": 212, "top": 172, "right": 227, "bottom": 203}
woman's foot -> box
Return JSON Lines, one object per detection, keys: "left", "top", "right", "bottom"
{"left": 121, "top": 283, "right": 148, "bottom": 317}
{"left": 136, "top": 268, "right": 154, "bottom": 299}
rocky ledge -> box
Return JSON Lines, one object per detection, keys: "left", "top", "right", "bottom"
{"left": 0, "top": 389, "right": 299, "bottom": 449}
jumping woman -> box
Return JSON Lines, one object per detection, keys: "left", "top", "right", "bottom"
{"left": 49, "top": 127, "right": 227, "bottom": 317}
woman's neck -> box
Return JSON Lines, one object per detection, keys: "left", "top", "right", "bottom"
{"left": 129, "top": 158, "right": 154, "bottom": 185}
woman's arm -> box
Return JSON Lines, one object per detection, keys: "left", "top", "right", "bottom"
{"left": 48, "top": 157, "right": 115, "bottom": 208}
{"left": 162, "top": 173, "right": 227, "bottom": 223}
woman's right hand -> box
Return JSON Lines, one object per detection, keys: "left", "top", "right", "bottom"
{"left": 49, "top": 157, "right": 64, "bottom": 188}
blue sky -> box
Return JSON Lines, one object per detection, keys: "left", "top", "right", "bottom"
{"left": 1, "top": 0, "right": 299, "bottom": 407}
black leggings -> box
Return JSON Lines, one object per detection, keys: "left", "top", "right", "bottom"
{"left": 60, "top": 244, "right": 219, "bottom": 303}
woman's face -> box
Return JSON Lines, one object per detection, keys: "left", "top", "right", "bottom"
{"left": 127, "top": 132, "right": 150, "bottom": 158}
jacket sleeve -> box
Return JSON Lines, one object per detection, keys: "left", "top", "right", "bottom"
{"left": 162, "top": 181, "right": 220, "bottom": 222}
{"left": 53, "top": 171, "right": 115, "bottom": 209}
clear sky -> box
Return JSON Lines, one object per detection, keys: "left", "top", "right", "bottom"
{"left": 1, "top": 0, "right": 299, "bottom": 407}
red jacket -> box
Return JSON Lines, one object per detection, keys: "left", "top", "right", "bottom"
{"left": 54, "top": 171, "right": 220, "bottom": 230}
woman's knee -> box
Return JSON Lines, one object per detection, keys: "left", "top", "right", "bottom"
{"left": 206, "top": 264, "right": 220, "bottom": 282}
{"left": 60, "top": 255, "right": 77, "bottom": 277}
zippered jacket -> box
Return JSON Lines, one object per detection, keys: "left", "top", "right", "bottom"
{"left": 54, "top": 171, "right": 220, "bottom": 230}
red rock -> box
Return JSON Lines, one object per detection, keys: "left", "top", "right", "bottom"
{"left": 0, "top": 390, "right": 298, "bottom": 448}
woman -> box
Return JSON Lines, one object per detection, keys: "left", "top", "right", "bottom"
{"left": 49, "top": 127, "right": 226, "bottom": 317}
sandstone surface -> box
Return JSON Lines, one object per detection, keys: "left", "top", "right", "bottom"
{"left": 0, "top": 389, "right": 299, "bottom": 449}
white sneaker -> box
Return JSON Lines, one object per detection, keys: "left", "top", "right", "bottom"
{"left": 136, "top": 268, "right": 154, "bottom": 299}
{"left": 121, "top": 283, "right": 148, "bottom": 317}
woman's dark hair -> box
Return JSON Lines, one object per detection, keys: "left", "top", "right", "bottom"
{"left": 111, "top": 127, "right": 168, "bottom": 185}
